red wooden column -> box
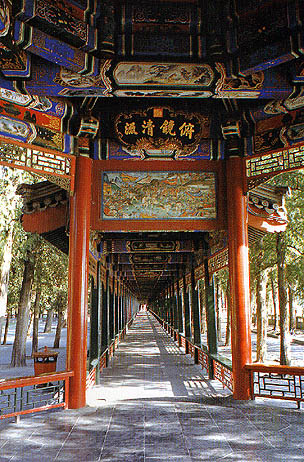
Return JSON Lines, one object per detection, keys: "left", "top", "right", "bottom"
{"left": 67, "top": 155, "right": 92, "bottom": 408}
{"left": 226, "top": 156, "right": 252, "bottom": 400}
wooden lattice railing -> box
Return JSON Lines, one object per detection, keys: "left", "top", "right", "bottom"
{"left": 86, "top": 318, "right": 134, "bottom": 390}
{"left": 156, "top": 314, "right": 233, "bottom": 392}
{"left": 0, "top": 371, "right": 73, "bottom": 420}
{"left": 152, "top": 311, "right": 304, "bottom": 407}
{"left": 245, "top": 363, "right": 304, "bottom": 408}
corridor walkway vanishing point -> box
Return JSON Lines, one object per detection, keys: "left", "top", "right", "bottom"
{"left": 0, "top": 312, "right": 304, "bottom": 461}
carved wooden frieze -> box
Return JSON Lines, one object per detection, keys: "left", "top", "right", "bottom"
{"left": 207, "top": 247, "right": 228, "bottom": 275}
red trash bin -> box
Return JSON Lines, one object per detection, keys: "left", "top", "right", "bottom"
{"left": 33, "top": 346, "right": 58, "bottom": 375}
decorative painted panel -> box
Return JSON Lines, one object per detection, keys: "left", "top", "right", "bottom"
{"left": 101, "top": 171, "right": 217, "bottom": 220}
{"left": 92, "top": 160, "right": 225, "bottom": 232}
{"left": 0, "top": 113, "right": 72, "bottom": 152}
{"left": 106, "top": 139, "right": 223, "bottom": 161}
{"left": 18, "top": 59, "right": 111, "bottom": 97}
{"left": 208, "top": 230, "right": 228, "bottom": 256}
{"left": 208, "top": 248, "right": 228, "bottom": 275}
{"left": 14, "top": 0, "right": 97, "bottom": 51}
{"left": 194, "top": 264, "right": 205, "bottom": 283}
{"left": 249, "top": 90, "right": 304, "bottom": 124}
{"left": 117, "top": 2, "right": 204, "bottom": 59}
{"left": 215, "top": 63, "right": 292, "bottom": 99}
{"left": 14, "top": 20, "right": 99, "bottom": 75}
{"left": 251, "top": 109, "right": 304, "bottom": 155}
{"left": 113, "top": 62, "right": 214, "bottom": 87}
{"left": 0, "top": 48, "right": 31, "bottom": 78}
{"left": 102, "top": 239, "right": 194, "bottom": 254}
{"left": 0, "top": 92, "right": 73, "bottom": 133}
{"left": 14, "top": 0, "right": 99, "bottom": 24}
{"left": 113, "top": 89, "right": 213, "bottom": 98}
{"left": 235, "top": 1, "right": 296, "bottom": 75}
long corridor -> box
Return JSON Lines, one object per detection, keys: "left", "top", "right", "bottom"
{"left": 0, "top": 312, "right": 304, "bottom": 461}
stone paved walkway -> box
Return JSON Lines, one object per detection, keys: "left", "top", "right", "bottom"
{"left": 0, "top": 311, "right": 304, "bottom": 461}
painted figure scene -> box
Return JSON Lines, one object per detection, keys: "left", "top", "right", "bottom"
{"left": 102, "top": 171, "right": 217, "bottom": 220}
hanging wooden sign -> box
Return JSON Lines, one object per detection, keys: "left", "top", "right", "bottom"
{"left": 114, "top": 107, "right": 209, "bottom": 159}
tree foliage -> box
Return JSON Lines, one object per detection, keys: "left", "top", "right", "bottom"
{"left": 250, "top": 171, "right": 304, "bottom": 364}
{"left": 0, "top": 167, "right": 68, "bottom": 366}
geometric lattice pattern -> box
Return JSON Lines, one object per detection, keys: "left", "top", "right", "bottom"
{"left": 246, "top": 146, "right": 304, "bottom": 182}
{"left": 0, "top": 381, "right": 65, "bottom": 419}
{"left": 99, "top": 351, "right": 108, "bottom": 371}
{"left": 197, "top": 348, "right": 209, "bottom": 374}
{"left": 213, "top": 360, "right": 233, "bottom": 391}
{"left": 252, "top": 371, "right": 304, "bottom": 401}
{"left": 187, "top": 340, "right": 195, "bottom": 357}
{"left": 86, "top": 369, "right": 96, "bottom": 391}
{"left": 208, "top": 247, "right": 228, "bottom": 275}
{"left": 0, "top": 140, "right": 75, "bottom": 192}
{"left": 180, "top": 335, "right": 186, "bottom": 350}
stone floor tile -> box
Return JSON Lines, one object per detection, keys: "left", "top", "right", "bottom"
{"left": 55, "top": 447, "right": 101, "bottom": 461}
{"left": 99, "top": 449, "right": 144, "bottom": 461}
{"left": 0, "top": 313, "right": 304, "bottom": 461}
{"left": 145, "top": 457, "right": 192, "bottom": 462}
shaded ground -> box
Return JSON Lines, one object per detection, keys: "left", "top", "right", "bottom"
{"left": 0, "top": 312, "right": 303, "bottom": 461}
{"left": 0, "top": 319, "right": 67, "bottom": 379}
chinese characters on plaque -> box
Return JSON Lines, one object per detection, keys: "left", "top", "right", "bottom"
{"left": 115, "top": 107, "right": 204, "bottom": 151}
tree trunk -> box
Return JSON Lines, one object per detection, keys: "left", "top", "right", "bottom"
{"left": 2, "top": 313, "right": 9, "bottom": 345}
{"left": 53, "top": 292, "right": 66, "bottom": 348}
{"left": 44, "top": 308, "right": 54, "bottom": 333}
{"left": 32, "top": 289, "right": 41, "bottom": 355}
{"left": 0, "top": 224, "right": 14, "bottom": 320}
{"left": 215, "top": 277, "right": 221, "bottom": 341}
{"left": 54, "top": 308, "right": 64, "bottom": 348}
{"left": 27, "top": 311, "right": 33, "bottom": 337}
{"left": 250, "top": 288, "right": 257, "bottom": 327}
{"left": 11, "top": 251, "right": 36, "bottom": 367}
{"left": 276, "top": 233, "right": 291, "bottom": 366}
{"left": 270, "top": 272, "right": 278, "bottom": 332}
{"left": 256, "top": 270, "right": 268, "bottom": 363}
{"left": 288, "top": 285, "right": 296, "bottom": 333}
{"left": 198, "top": 279, "right": 206, "bottom": 334}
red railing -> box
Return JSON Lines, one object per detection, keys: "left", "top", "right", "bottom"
{"left": 245, "top": 363, "right": 304, "bottom": 408}
{"left": 153, "top": 314, "right": 233, "bottom": 392}
{"left": 86, "top": 316, "right": 136, "bottom": 390}
{"left": 197, "top": 348, "right": 209, "bottom": 374}
{"left": 100, "top": 350, "right": 107, "bottom": 371}
{"left": 0, "top": 371, "right": 73, "bottom": 420}
{"left": 108, "top": 342, "right": 114, "bottom": 359}
{"left": 86, "top": 368, "right": 96, "bottom": 390}
{"left": 213, "top": 359, "right": 233, "bottom": 391}
{"left": 180, "top": 335, "right": 186, "bottom": 349}
{"left": 152, "top": 312, "right": 304, "bottom": 406}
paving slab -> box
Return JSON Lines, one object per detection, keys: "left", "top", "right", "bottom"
{"left": 0, "top": 311, "right": 304, "bottom": 461}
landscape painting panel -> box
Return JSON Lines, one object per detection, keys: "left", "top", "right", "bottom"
{"left": 101, "top": 171, "right": 217, "bottom": 220}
